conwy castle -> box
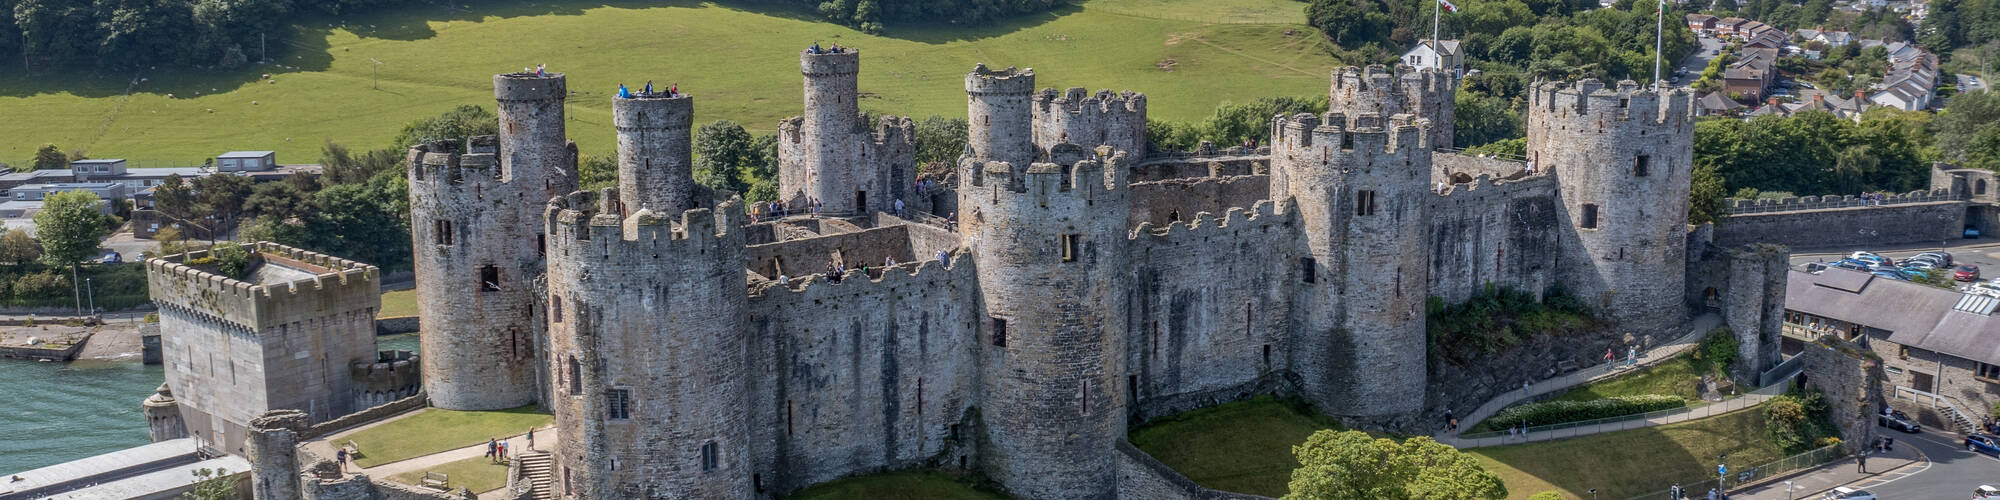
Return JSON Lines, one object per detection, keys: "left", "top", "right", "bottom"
{"left": 133, "top": 48, "right": 1839, "bottom": 499}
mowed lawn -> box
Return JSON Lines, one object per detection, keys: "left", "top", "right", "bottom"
{"left": 343, "top": 405, "right": 551, "bottom": 468}
{"left": 0, "top": 0, "right": 1337, "bottom": 166}
{"left": 786, "top": 470, "right": 1010, "bottom": 500}
{"left": 378, "top": 289, "right": 417, "bottom": 319}
{"left": 1130, "top": 396, "right": 1783, "bottom": 500}
{"left": 1468, "top": 353, "right": 1710, "bottom": 433}
{"left": 388, "top": 455, "right": 511, "bottom": 494}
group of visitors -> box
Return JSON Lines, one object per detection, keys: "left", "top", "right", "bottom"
{"left": 1664, "top": 483, "right": 1727, "bottom": 500}
{"left": 618, "top": 80, "right": 680, "bottom": 99}
{"left": 486, "top": 437, "right": 508, "bottom": 464}
{"left": 1985, "top": 415, "right": 2000, "bottom": 434}
{"left": 520, "top": 63, "right": 548, "bottom": 77}
{"left": 806, "top": 42, "right": 848, "bottom": 54}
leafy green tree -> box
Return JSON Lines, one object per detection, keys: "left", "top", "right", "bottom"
{"left": 178, "top": 467, "right": 236, "bottom": 500}
{"left": 577, "top": 152, "right": 618, "bottom": 191}
{"left": 913, "top": 115, "right": 969, "bottom": 166}
{"left": 320, "top": 141, "right": 404, "bottom": 186}
{"left": 1453, "top": 90, "right": 1523, "bottom": 148}
{"left": 33, "top": 190, "right": 110, "bottom": 268}
{"left": 194, "top": 173, "right": 255, "bottom": 231}
{"left": 301, "top": 183, "right": 411, "bottom": 271}
{"left": 244, "top": 181, "right": 313, "bottom": 221}
{"left": 1285, "top": 430, "right": 1506, "bottom": 500}
{"left": 1689, "top": 162, "right": 1728, "bottom": 226}
{"left": 32, "top": 144, "right": 69, "bottom": 171}
{"left": 1938, "top": 91, "right": 2000, "bottom": 170}
{"left": 208, "top": 241, "right": 252, "bottom": 279}
{"left": 392, "top": 105, "right": 498, "bottom": 150}
{"left": 0, "top": 228, "right": 40, "bottom": 267}
{"left": 694, "top": 120, "right": 756, "bottom": 193}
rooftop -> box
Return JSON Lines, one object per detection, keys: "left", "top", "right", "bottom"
{"left": 69, "top": 159, "right": 124, "bottom": 165}
{"left": 217, "top": 150, "right": 275, "bottom": 158}
{"left": 1786, "top": 268, "right": 2000, "bottom": 364}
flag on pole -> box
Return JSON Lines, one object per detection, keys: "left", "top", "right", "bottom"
{"left": 1439, "top": 0, "right": 1459, "bottom": 13}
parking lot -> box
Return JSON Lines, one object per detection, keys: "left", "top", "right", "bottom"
{"left": 1790, "top": 238, "right": 2000, "bottom": 285}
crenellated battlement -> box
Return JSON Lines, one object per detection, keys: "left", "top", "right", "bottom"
{"left": 1035, "top": 87, "right": 1146, "bottom": 115}
{"left": 1529, "top": 79, "right": 1694, "bottom": 127}
{"left": 1271, "top": 112, "right": 1430, "bottom": 160}
{"left": 406, "top": 136, "right": 544, "bottom": 193}
{"left": 871, "top": 114, "right": 915, "bottom": 146}
{"left": 750, "top": 251, "right": 970, "bottom": 300}
{"left": 545, "top": 188, "right": 747, "bottom": 256}
{"left": 979, "top": 150, "right": 1130, "bottom": 196}
{"left": 1130, "top": 200, "right": 1291, "bottom": 239}
{"left": 494, "top": 72, "right": 567, "bottom": 102}
{"left": 801, "top": 50, "right": 861, "bottom": 76}
{"left": 1724, "top": 188, "right": 1959, "bottom": 214}
{"left": 1331, "top": 65, "right": 1453, "bottom": 105}
{"left": 966, "top": 64, "right": 1036, "bottom": 96}
{"left": 147, "top": 242, "right": 381, "bottom": 332}
{"left": 613, "top": 93, "right": 694, "bottom": 132}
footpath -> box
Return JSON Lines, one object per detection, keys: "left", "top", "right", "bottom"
{"left": 300, "top": 409, "right": 556, "bottom": 495}
{"left": 1437, "top": 313, "right": 1723, "bottom": 448}
{"left": 1730, "top": 445, "right": 1922, "bottom": 500}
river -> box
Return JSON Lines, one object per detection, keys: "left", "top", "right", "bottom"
{"left": 0, "top": 332, "right": 423, "bottom": 475}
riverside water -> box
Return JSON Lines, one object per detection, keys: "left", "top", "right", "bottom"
{"left": 0, "top": 358, "right": 164, "bottom": 475}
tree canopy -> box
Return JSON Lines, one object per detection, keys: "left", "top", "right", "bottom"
{"left": 32, "top": 190, "right": 110, "bottom": 268}
{"left": 1285, "top": 430, "right": 1507, "bottom": 500}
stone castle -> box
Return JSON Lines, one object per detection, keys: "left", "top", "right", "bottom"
{"left": 143, "top": 47, "right": 1795, "bottom": 499}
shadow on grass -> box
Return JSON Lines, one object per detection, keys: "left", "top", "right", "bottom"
{"left": 1127, "top": 395, "right": 1342, "bottom": 497}
{"left": 1469, "top": 410, "right": 1781, "bottom": 499}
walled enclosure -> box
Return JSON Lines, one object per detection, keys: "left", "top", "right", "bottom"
{"left": 149, "top": 242, "right": 380, "bottom": 456}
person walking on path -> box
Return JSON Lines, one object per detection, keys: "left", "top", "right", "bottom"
{"left": 335, "top": 448, "right": 348, "bottom": 473}
{"left": 1856, "top": 448, "right": 1869, "bottom": 473}
{"left": 486, "top": 438, "right": 497, "bottom": 463}
{"left": 1605, "top": 347, "right": 1616, "bottom": 371}
{"left": 498, "top": 441, "right": 508, "bottom": 464}
{"left": 1443, "top": 409, "right": 1454, "bottom": 432}
{"left": 528, "top": 428, "right": 536, "bottom": 451}
{"left": 1628, "top": 345, "right": 1638, "bottom": 368}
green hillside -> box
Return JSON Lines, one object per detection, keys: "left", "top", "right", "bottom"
{"left": 0, "top": 0, "right": 1334, "bottom": 167}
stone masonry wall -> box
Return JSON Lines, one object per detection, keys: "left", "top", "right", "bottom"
{"left": 1713, "top": 201, "right": 1966, "bottom": 250}
{"left": 1126, "top": 202, "right": 1300, "bottom": 421}
{"left": 743, "top": 255, "right": 981, "bottom": 495}
{"left": 745, "top": 224, "right": 917, "bottom": 280}
{"left": 1128, "top": 175, "right": 1271, "bottom": 228}
{"left": 1424, "top": 172, "right": 1563, "bottom": 304}
{"left": 1032, "top": 87, "right": 1146, "bottom": 159}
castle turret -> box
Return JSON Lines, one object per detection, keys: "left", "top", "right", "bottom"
{"left": 1329, "top": 65, "right": 1456, "bottom": 150}
{"left": 246, "top": 409, "right": 308, "bottom": 500}
{"left": 142, "top": 383, "right": 188, "bottom": 442}
{"left": 614, "top": 92, "right": 696, "bottom": 216}
{"left": 960, "top": 148, "right": 1131, "bottom": 498}
{"left": 963, "top": 64, "right": 1037, "bottom": 169}
{"left": 543, "top": 189, "right": 751, "bottom": 498}
{"left": 776, "top": 49, "right": 917, "bottom": 215}
{"left": 1270, "top": 106, "right": 1434, "bottom": 423}
{"left": 1032, "top": 87, "right": 1147, "bottom": 157}
{"left": 1528, "top": 79, "right": 1695, "bottom": 329}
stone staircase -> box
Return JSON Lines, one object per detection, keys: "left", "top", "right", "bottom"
{"left": 519, "top": 450, "right": 554, "bottom": 500}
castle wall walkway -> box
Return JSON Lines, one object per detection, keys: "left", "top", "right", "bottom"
{"left": 1435, "top": 312, "right": 1721, "bottom": 448}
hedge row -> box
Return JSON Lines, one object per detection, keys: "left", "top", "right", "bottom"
{"left": 1490, "top": 394, "right": 1687, "bottom": 427}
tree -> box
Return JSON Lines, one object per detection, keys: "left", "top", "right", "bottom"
{"left": 153, "top": 174, "right": 195, "bottom": 218}
{"left": 33, "top": 190, "right": 110, "bottom": 268}
{"left": 321, "top": 140, "right": 404, "bottom": 186}
{"left": 0, "top": 229, "right": 40, "bottom": 267}
{"left": 302, "top": 183, "right": 411, "bottom": 271}
{"left": 1937, "top": 91, "right": 2000, "bottom": 170}
{"left": 1689, "top": 162, "right": 1728, "bottom": 226}
{"left": 178, "top": 467, "right": 236, "bottom": 500}
{"left": 208, "top": 241, "right": 252, "bottom": 279}
{"left": 194, "top": 173, "right": 255, "bottom": 231}
{"left": 913, "top": 115, "right": 968, "bottom": 166}
{"left": 392, "top": 105, "right": 498, "bottom": 150}
{"left": 32, "top": 144, "right": 69, "bottom": 171}
{"left": 244, "top": 181, "right": 313, "bottom": 221}
{"left": 694, "top": 120, "right": 756, "bottom": 193}
{"left": 1285, "top": 430, "right": 1507, "bottom": 500}
{"left": 578, "top": 153, "right": 617, "bottom": 191}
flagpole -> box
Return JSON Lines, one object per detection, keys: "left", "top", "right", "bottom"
{"left": 1654, "top": 0, "right": 1665, "bottom": 89}
{"left": 1433, "top": 0, "right": 1442, "bottom": 53}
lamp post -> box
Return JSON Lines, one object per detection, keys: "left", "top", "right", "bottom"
{"left": 86, "top": 277, "right": 95, "bottom": 315}
{"left": 1785, "top": 480, "right": 1796, "bottom": 500}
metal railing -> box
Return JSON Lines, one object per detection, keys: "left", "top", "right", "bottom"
{"left": 1894, "top": 385, "right": 1979, "bottom": 434}
{"left": 1456, "top": 380, "right": 1787, "bottom": 446}
{"left": 1621, "top": 444, "right": 1847, "bottom": 499}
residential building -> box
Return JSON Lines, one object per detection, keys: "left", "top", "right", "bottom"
{"left": 7, "top": 182, "right": 129, "bottom": 203}
{"left": 1695, "top": 92, "right": 1747, "bottom": 116}
{"left": 1689, "top": 13, "right": 1719, "bottom": 31}
{"left": 1782, "top": 268, "right": 2000, "bottom": 431}
{"left": 215, "top": 151, "right": 276, "bottom": 172}
{"left": 1724, "top": 47, "right": 1780, "bottom": 101}
{"left": 1401, "top": 40, "right": 1463, "bottom": 78}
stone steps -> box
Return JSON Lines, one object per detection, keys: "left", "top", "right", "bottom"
{"left": 519, "top": 450, "right": 554, "bottom": 500}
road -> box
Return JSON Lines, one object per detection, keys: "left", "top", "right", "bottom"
{"left": 1849, "top": 429, "right": 2000, "bottom": 498}
{"left": 1960, "top": 73, "right": 1988, "bottom": 94}
{"left": 1668, "top": 36, "right": 1728, "bottom": 86}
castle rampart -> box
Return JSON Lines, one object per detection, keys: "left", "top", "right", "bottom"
{"left": 778, "top": 49, "right": 918, "bottom": 216}
{"left": 1128, "top": 174, "right": 1271, "bottom": 227}
{"left": 1033, "top": 87, "right": 1147, "bottom": 158}
{"left": 1424, "top": 169, "right": 1563, "bottom": 304}
{"left": 1329, "top": 65, "right": 1456, "bottom": 150}
{"left": 614, "top": 92, "right": 697, "bottom": 216}
{"left": 1528, "top": 79, "right": 1694, "bottom": 330}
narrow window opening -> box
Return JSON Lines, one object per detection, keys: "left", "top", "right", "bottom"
{"left": 950, "top": 424, "right": 961, "bottom": 441}
{"left": 606, "top": 389, "right": 630, "bottom": 420}
{"left": 552, "top": 296, "right": 563, "bottom": 323}
{"left": 1634, "top": 155, "right": 1650, "bottom": 177}
{"left": 536, "top": 234, "right": 546, "bottom": 258}
{"left": 1061, "top": 234, "right": 1079, "bottom": 262}
{"left": 1079, "top": 380, "right": 1090, "bottom": 415}
{"left": 1355, "top": 190, "right": 1378, "bottom": 216}
{"left": 480, "top": 265, "right": 501, "bottom": 291}
{"left": 701, "top": 441, "right": 719, "bottom": 472}
{"left": 991, "top": 317, "right": 1008, "bottom": 347}
{"left": 755, "top": 474, "right": 765, "bottom": 493}
{"left": 1579, "top": 203, "right": 1599, "bottom": 229}
{"left": 434, "top": 220, "right": 455, "bottom": 245}
{"left": 1245, "top": 303, "right": 1253, "bottom": 338}
{"left": 786, "top": 400, "right": 795, "bottom": 436}
{"left": 917, "top": 378, "right": 924, "bottom": 415}
{"left": 1262, "top": 344, "right": 1272, "bottom": 366}
{"left": 568, "top": 356, "right": 582, "bottom": 394}
{"left": 1301, "top": 257, "right": 1317, "bottom": 283}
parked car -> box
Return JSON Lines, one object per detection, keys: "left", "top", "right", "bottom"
{"left": 1957, "top": 265, "right": 1982, "bottom": 282}
{"left": 1825, "top": 487, "right": 1879, "bottom": 500}
{"left": 1849, "top": 251, "right": 1882, "bottom": 259}
{"left": 1834, "top": 261, "right": 1872, "bottom": 272}
{"left": 1872, "top": 270, "right": 1910, "bottom": 281}
{"left": 1969, "top": 226, "right": 1983, "bottom": 238}
{"left": 1975, "top": 485, "right": 2000, "bottom": 499}
{"left": 1968, "top": 434, "right": 2000, "bottom": 458}
{"left": 1906, "top": 255, "right": 1943, "bottom": 267}
{"left": 1880, "top": 409, "right": 1922, "bottom": 432}
{"left": 1916, "top": 251, "right": 1954, "bottom": 266}
{"left": 98, "top": 251, "right": 120, "bottom": 264}
{"left": 1855, "top": 255, "right": 1895, "bottom": 267}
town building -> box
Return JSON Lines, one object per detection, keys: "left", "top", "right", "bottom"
{"left": 1782, "top": 267, "right": 2000, "bottom": 432}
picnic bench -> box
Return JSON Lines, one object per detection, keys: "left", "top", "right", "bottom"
{"left": 421, "top": 472, "right": 449, "bottom": 490}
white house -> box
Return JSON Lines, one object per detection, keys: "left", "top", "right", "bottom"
{"left": 1401, "top": 40, "right": 1463, "bottom": 78}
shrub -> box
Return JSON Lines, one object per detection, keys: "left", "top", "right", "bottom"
{"left": 210, "top": 242, "right": 252, "bottom": 279}
{"left": 1427, "top": 285, "right": 1600, "bottom": 364}
{"left": 9, "top": 270, "right": 71, "bottom": 299}
{"left": 1489, "top": 394, "right": 1686, "bottom": 427}
{"left": 1528, "top": 492, "right": 1567, "bottom": 500}
{"left": 1691, "top": 327, "right": 1740, "bottom": 376}
{"left": 1766, "top": 388, "right": 1839, "bottom": 453}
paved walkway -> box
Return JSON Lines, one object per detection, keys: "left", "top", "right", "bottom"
{"left": 1437, "top": 313, "right": 1722, "bottom": 448}
{"left": 301, "top": 409, "right": 555, "bottom": 495}
{"left": 1732, "top": 445, "right": 1922, "bottom": 500}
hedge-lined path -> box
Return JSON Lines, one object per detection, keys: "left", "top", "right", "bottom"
{"left": 1437, "top": 313, "right": 1728, "bottom": 448}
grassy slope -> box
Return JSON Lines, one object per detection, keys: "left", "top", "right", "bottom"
{"left": 785, "top": 470, "right": 1010, "bottom": 500}
{"left": 378, "top": 289, "right": 417, "bottom": 318}
{"left": 1131, "top": 397, "right": 1782, "bottom": 500}
{"left": 0, "top": 0, "right": 1332, "bottom": 166}
{"left": 1467, "top": 354, "right": 1709, "bottom": 433}
{"left": 344, "top": 405, "right": 551, "bottom": 467}
{"left": 388, "top": 455, "right": 511, "bottom": 494}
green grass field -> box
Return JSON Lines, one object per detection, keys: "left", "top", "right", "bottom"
{"left": 785, "top": 470, "right": 1009, "bottom": 500}
{"left": 388, "top": 455, "right": 511, "bottom": 494}
{"left": 343, "top": 405, "right": 551, "bottom": 467}
{"left": 378, "top": 289, "right": 417, "bottom": 318}
{"left": 1130, "top": 396, "right": 1782, "bottom": 500}
{"left": 1467, "top": 353, "right": 1710, "bottom": 433}
{"left": 0, "top": 0, "right": 1337, "bottom": 167}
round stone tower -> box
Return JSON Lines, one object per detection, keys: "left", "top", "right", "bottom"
{"left": 142, "top": 383, "right": 188, "bottom": 442}
{"left": 1328, "top": 65, "right": 1456, "bottom": 150}
{"left": 1269, "top": 107, "right": 1434, "bottom": 423}
{"left": 1528, "top": 79, "right": 1695, "bottom": 330}
{"left": 411, "top": 71, "right": 577, "bottom": 411}
{"left": 614, "top": 92, "right": 696, "bottom": 215}
{"left": 782, "top": 49, "right": 866, "bottom": 214}
{"left": 246, "top": 409, "right": 308, "bottom": 500}
{"left": 963, "top": 64, "right": 1038, "bottom": 169}
{"left": 543, "top": 189, "right": 751, "bottom": 498}
{"left": 960, "top": 70, "right": 1131, "bottom": 495}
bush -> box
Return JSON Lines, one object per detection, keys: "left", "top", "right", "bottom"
{"left": 1528, "top": 492, "right": 1567, "bottom": 500}
{"left": 1427, "top": 285, "right": 1599, "bottom": 364}
{"left": 1489, "top": 395, "right": 1687, "bottom": 427}
{"left": 9, "top": 270, "right": 71, "bottom": 299}
{"left": 1692, "top": 327, "right": 1740, "bottom": 376}
{"left": 1766, "top": 388, "right": 1839, "bottom": 453}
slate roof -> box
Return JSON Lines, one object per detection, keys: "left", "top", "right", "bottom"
{"left": 1786, "top": 268, "right": 2000, "bottom": 365}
